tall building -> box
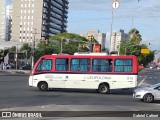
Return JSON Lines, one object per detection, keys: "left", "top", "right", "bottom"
{"left": 80, "top": 30, "right": 106, "bottom": 50}
{"left": 110, "top": 29, "right": 128, "bottom": 52}
{"left": 0, "top": 0, "right": 6, "bottom": 42}
{"left": 11, "top": 0, "right": 69, "bottom": 43}
{"left": 6, "top": 5, "right": 12, "bottom": 41}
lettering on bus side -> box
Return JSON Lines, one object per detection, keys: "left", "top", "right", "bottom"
{"left": 83, "top": 76, "right": 111, "bottom": 80}
{"left": 45, "top": 75, "right": 53, "bottom": 78}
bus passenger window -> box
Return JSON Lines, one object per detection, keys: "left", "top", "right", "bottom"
{"left": 70, "top": 58, "right": 90, "bottom": 71}
{"left": 92, "top": 59, "right": 112, "bottom": 72}
{"left": 36, "top": 59, "right": 52, "bottom": 71}
{"left": 114, "top": 59, "right": 132, "bottom": 72}
{"left": 56, "top": 58, "right": 68, "bottom": 71}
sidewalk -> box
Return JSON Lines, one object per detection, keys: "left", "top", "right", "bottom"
{"left": 0, "top": 69, "right": 31, "bottom": 75}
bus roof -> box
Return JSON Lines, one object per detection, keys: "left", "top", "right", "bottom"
{"left": 74, "top": 52, "right": 109, "bottom": 56}
{"left": 41, "top": 54, "right": 137, "bottom": 59}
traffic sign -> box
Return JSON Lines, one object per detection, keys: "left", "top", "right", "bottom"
{"left": 112, "top": 1, "right": 120, "bottom": 9}
{"left": 141, "top": 49, "right": 150, "bottom": 54}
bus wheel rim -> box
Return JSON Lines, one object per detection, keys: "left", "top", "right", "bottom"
{"left": 41, "top": 84, "right": 46, "bottom": 89}
{"left": 101, "top": 86, "right": 107, "bottom": 92}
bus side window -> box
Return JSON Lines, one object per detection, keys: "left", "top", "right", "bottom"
{"left": 70, "top": 59, "right": 79, "bottom": 71}
{"left": 70, "top": 58, "right": 90, "bottom": 71}
{"left": 56, "top": 58, "right": 68, "bottom": 71}
{"left": 92, "top": 59, "right": 112, "bottom": 72}
{"left": 108, "top": 59, "right": 113, "bottom": 72}
{"left": 36, "top": 59, "right": 52, "bottom": 71}
{"left": 114, "top": 59, "right": 132, "bottom": 72}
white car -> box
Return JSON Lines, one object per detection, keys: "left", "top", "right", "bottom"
{"left": 133, "top": 83, "right": 160, "bottom": 103}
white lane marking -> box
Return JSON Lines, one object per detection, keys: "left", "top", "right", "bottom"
{"left": 154, "top": 77, "right": 157, "bottom": 79}
{"left": 115, "top": 105, "right": 139, "bottom": 111}
{"left": 149, "top": 77, "right": 152, "bottom": 78}
{"left": 138, "top": 78, "right": 145, "bottom": 86}
{"left": 142, "top": 83, "right": 150, "bottom": 86}
{"left": 139, "top": 76, "right": 142, "bottom": 77}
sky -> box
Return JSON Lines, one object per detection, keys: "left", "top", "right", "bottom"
{"left": 7, "top": 0, "right": 160, "bottom": 50}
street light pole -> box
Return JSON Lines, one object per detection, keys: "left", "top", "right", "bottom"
{"left": 15, "top": 44, "right": 18, "bottom": 70}
{"left": 60, "top": 39, "right": 63, "bottom": 54}
{"left": 31, "top": 28, "right": 37, "bottom": 69}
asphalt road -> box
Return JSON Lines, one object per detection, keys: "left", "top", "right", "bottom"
{"left": 0, "top": 69, "right": 160, "bottom": 119}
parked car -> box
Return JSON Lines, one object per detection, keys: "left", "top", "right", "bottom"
{"left": 6, "top": 64, "right": 11, "bottom": 69}
{"left": 19, "top": 64, "right": 31, "bottom": 70}
{"left": 133, "top": 83, "right": 160, "bottom": 103}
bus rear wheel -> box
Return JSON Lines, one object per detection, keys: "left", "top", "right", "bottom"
{"left": 38, "top": 82, "right": 48, "bottom": 91}
{"left": 98, "top": 84, "right": 110, "bottom": 94}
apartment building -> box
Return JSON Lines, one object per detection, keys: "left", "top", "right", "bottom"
{"left": 110, "top": 29, "right": 128, "bottom": 52}
{"left": 80, "top": 30, "right": 106, "bottom": 50}
{"left": 11, "top": 0, "right": 69, "bottom": 43}
{"left": 6, "top": 5, "right": 12, "bottom": 41}
{"left": 0, "top": 0, "right": 6, "bottom": 42}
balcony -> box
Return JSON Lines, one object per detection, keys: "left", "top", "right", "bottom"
{"left": 51, "top": 1, "right": 63, "bottom": 10}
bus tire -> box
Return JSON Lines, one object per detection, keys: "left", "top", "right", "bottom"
{"left": 38, "top": 82, "right": 48, "bottom": 91}
{"left": 98, "top": 83, "right": 110, "bottom": 94}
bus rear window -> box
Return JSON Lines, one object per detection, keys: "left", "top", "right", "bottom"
{"left": 36, "top": 59, "right": 52, "bottom": 71}
{"left": 114, "top": 59, "right": 132, "bottom": 72}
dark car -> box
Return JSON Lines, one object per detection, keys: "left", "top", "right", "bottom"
{"left": 19, "top": 64, "right": 31, "bottom": 70}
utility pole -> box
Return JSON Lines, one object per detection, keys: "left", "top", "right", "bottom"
{"left": 31, "top": 28, "right": 37, "bottom": 69}
{"left": 15, "top": 44, "right": 18, "bottom": 70}
{"left": 110, "top": 0, "right": 120, "bottom": 55}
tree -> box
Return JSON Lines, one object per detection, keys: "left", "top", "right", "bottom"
{"left": 49, "top": 33, "right": 98, "bottom": 53}
{"left": 119, "top": 40, "right": 154, "bottom": 66}
{"left": 0, "top": 49, "right": 9, "bottom": 63}
{"left": 20, "top": 43, "right": 32, "bottom": 63}
{"left": 9, "top": 46, "right": 16, "bottom": 52}
{"left": 129, "top": 28, "right": 142, "bottom": 44}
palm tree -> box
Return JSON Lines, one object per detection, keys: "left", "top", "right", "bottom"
{"left": 20, "top": 43, "right": 32, "bottom": 63}
{"left": 129, "top": 28, "right": 142, "bottom": 44}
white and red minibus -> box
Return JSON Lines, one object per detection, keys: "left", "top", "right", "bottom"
{"left": 29, "top": 53, "right": 138, "bottom": 94}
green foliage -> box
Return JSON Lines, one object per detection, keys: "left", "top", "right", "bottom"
{"left": 35, "top": 33, "right": 92, "bottom": 62}
{"left": 0, "top": 49, "right": 9, "bottom": 62}
{"left": 128, "top": 28, "right": 142, "bottom": 44}
{"left": 9, "top": 46, "right": 16, "bottom": 52}
{"left": 119, "top": 39, "right": 154, "bottom": 66}
{"left": 20, "top": 43, "right": 32, "bottom": 59}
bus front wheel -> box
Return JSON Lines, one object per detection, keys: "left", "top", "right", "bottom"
{"left": 38, "top": 82, "right": 48, "bottom": 91}
{"left": 98, "top": 84, "right": 110, "bottom": 94}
